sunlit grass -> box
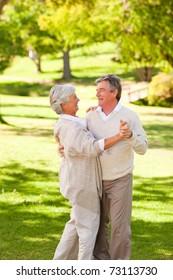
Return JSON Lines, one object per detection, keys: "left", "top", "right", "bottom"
{"left": 1, "top": 42, "right": 135, "bottom": 82}
{"left": 0, "top": 45, "right": 173, "bottom": 259}
{"left": 1, "top": 92, "right": 173, "bottom": 259}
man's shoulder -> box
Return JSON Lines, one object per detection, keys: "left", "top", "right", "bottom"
{"left": 121, "top": 105, "right": 138, "bottom": 117}
{"left": 86, "top": 109, "right": 98, "bottom": 119}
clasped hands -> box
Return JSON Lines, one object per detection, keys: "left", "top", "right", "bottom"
{"left": 56, "top": 118, "right": 132, "bottom": 158}
{"left": 119, "top": 120, "right": 133, "bottom": 139}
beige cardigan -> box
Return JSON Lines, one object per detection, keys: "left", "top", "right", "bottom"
{"left": 54, "top": 118, "right": 103, "bottom": 214}
{"left": 86, "top": 105, "right": 148, "bottom": 180}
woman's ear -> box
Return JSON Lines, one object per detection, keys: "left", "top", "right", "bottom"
{"left": 61, "top": 103, "right": 66, "bottom": 110}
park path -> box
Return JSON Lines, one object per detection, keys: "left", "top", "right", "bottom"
{"left": 121, "top": 81, "right": 149, "bottom": 103}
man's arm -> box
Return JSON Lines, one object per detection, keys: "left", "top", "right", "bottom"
{"left": 56, "top": 135, "right": 65, "bottom": 157}
{"left": 120, "top": 118, "right": 148, "bottom": 155}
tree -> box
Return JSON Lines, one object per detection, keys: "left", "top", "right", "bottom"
{"left": 0, "top": 0, "right": 96, "bottom": 78}
{"left": 131, "top": 0, "right": 173, "bottom": 68}
{"left": 119, "top": 0, "right": 173, "bottom": 81}
{"left": 0, "top": 0, "right": 9, "bottom": 14}
{"left": 0, "top": 0, "right": 16, "bottom": 124}
{"left": 0, "top": 0, "right": 18, "bottom": 72}
{"left": 39, "top": 1, "right": 96, "bottom": 79}
{"left": 2, "top": 0, "right": 58, "bottom": 73}
{"left": 86, "top": 0, "right": 173, "bottom": 81}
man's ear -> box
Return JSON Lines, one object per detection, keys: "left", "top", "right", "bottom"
{"left": 112, "top": 89, "right": 118, "bottom": 98}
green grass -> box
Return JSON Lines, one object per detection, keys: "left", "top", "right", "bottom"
{"left": 1, "top": 42, "right": 138, "bottom": 83}
{"left": 0, "top": 44, "right": 173, "bottom": 259}
{"left": 1, "top": 89, "right": 173, "bottom": 260}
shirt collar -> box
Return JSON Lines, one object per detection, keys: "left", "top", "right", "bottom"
{"left": 96, "top": 102, "right": 122, "bottom": 121}
{"left": 60, "top": 114, "right": 87, "bottom": 127}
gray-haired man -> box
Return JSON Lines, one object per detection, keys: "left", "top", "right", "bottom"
{"left": 86, "top": 74, "right": 148, "bottom": 259}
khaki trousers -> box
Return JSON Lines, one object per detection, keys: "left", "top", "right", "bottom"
{"left": 93, "top": 173, "right": 133, "bottom": 260}
{"left": 53, "top": 204, "right": 100, "bottom": 260}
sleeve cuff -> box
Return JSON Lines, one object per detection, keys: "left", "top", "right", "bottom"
{"left": 126, "top": 131, "right": 137, "bottom": 145}
{"left": 98, "top": 139, "right": 105, "bottom": 151}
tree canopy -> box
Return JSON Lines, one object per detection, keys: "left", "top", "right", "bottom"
{"left": 0, "top": 0, "right": 172, "bottom": 79}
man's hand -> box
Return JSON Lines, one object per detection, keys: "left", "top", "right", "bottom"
{"left": 119, "top": 120, "right": 133, "bottom": 139}
{"left": 56, "top": 135, "right": 65, "bottom": 157}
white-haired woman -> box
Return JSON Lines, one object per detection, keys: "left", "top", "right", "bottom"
{"left": 50, "top": 84, "right": 124, "bottom": 260}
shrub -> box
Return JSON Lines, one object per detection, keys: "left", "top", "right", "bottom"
{"left": 148, "top": 73, "right": 173, "bottom": 107}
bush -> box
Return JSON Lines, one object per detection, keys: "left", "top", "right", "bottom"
{"left": 148, "top": 73, "right": 173, "bottom": 107}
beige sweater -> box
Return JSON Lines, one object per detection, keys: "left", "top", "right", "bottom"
{"left": 86, "top": 106, "right": 148, "bottom": 180}
{"left": 54, "top": 118, "right": 102, "bottom": 214}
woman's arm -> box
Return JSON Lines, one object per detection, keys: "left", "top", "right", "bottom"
{"left": 104, "top": 133, "right": 123, "bottom": 150}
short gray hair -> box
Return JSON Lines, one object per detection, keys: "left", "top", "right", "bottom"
{"left": 50, "top": 84, "right": 75, "bottom": 114}
{"left": 95, "top": 74, "right": 122, "bottom": 101}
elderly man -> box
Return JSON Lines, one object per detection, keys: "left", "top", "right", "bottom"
{"left": 86, "top": 74, "right": 148, "bottom": 260}
{"left": 49, "top": 84, "right": 125, "bottom": 260}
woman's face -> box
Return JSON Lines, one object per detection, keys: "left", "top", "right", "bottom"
{"left": 62, "top": 94, "right": 80, "bottom": 116}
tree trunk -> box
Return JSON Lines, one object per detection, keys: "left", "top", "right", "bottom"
{"left": 62, "top": 49, "right": 71, "bottom": 80}
{"left": 0, "top": 114, "right": 8, "bottom": 124}
{"left": 0, "top": 0, "right": 9, "bottom": 14}
{"left": 135, "top": 67, "right": 153, "bottom": 82}
{"left": 0, "top": 88, "right": 8, "bottom": 125}
{"left": 29, "top": 48, "right": 42, "bottom": 72}
{"left": 35, "top": 55, "right": 42, "bottom": 72}
{"left": 162, "top": 52, "right": 173, "bottom": 68}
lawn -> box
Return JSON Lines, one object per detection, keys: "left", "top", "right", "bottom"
{"left": 0, "top": 44, "right": 173, "bottom": 259}
{"left": 1, "top": 42, "right": 137, "bottom": 83}
{"left": 0, "top": 89, "right": 173, "bottom": 260}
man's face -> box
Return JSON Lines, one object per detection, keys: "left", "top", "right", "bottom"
{"left": 96, "top": 80, "right": 117, "bottom": 108}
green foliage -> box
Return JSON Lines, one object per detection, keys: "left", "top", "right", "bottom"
{"left": 129, "top": 0, "right": 173, "bottom": 67}
{"left": 111, "top": 0, "right": 173, "bottom": 81}
{"left": 0, "top": 0, "right": 173, "bottom": 79}
{"left": 0, "top": 44, "right": 173, "bottom": 258}
{"left": 0, "top": 22, "right": 13, "bottom": 71}
{"left": 39, "top": 1, "right": 95, "bottom": 50}
{"left": 0, "top": 3, "right": 25, "bottom": 72}
{"left": 1, "top": 42, "right": 136, "bottom": 82}
{"left": 148, "top": 73, "right": 173, "bottom": 107}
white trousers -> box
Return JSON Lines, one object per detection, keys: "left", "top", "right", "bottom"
{"left": 53, "top": 204, "right": 100, "bottom": 260}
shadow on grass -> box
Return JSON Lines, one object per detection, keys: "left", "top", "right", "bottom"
{"left": 131, "top": 219, "right": 173, "bottom": 260}
{"left": 1, "top": 162, "right": 60, "bottom": 197}
{"left": 0, "top": 161, "right": 70, "bottom": 260}
{"left": 1, "top": 103, "right": 57, "bottom": 128}
{"left": 0, "top": 70, "right": 136, "bottom": 94}
{"left": 0, "top": 201, "right": 70, "bottom": 260}
{"left": 70, "top": 71, "right": 136, "bottom": 85}
{"left": 1, "top": 123, "right": 56, "bottom": 137}
{"left": 0, "top": 164, "right": 173, "bottom": 259}
{"left": 2, "top": 104, "right": 50, "bottom": 108}
{"left": 133, "top": 175, "right": 173, "bottom": 203}
{"left": 1, "top": 113, "right": 55, "bottom": 120}
{"left": 0, "top": 82, "right": 52, "bottom": 97}
{"left": 143, "top": 123, "right": 173, "bottom": 149}
{"left": 131, "top": 175, "right": 173, "bottom": 259}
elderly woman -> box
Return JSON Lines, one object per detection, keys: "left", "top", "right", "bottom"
{"left": 50, "top": 84, "right": 123, "bottom": 260}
